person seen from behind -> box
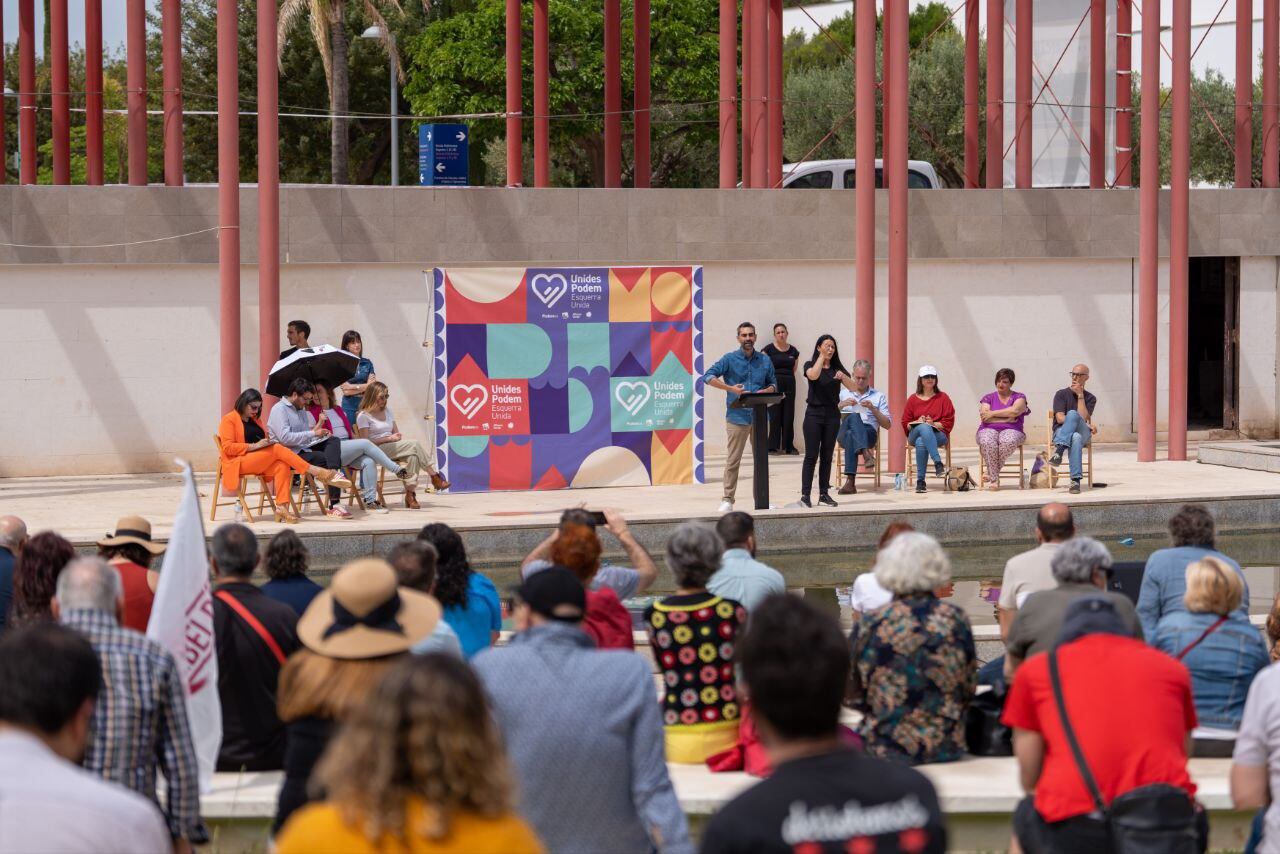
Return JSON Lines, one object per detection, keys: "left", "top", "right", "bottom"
{"left": 387, "top": 540, "right": 463, "bottom": 657}
{"left": 551, "top": 521, "right": 635, "bottom": 650}
{"left": 417, "top": 523, "right": 501, "bottom": 658}
{"left": 260, "top": 529, "right": 324, "bottom": 617}
{"left": 0, "top": 514, "right": 28, "bottom": 632}
{"left": 707, "top": 511, "right": 784, "bottom": 612}
{"left": 8, "top": 530, "right": 76, "bottom": 628}
{"left": 1137, "top": 503, "right": 1248, "bottom": 639}
{"left": 522, "top": 507, "right": 660, "bottom": 599}
{"left": 95, "top": 515, "right": 164, "bottom": 633}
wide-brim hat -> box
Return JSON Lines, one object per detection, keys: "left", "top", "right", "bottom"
{"left": 97, "top": 515, "right": 166, "bottom": 555}
{"left": 298, "top": 558, "right": 442, "bottom": 659}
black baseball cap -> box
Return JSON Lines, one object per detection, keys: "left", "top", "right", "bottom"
{"left": 514, "top": 566, "right": 586, "bottom": 622}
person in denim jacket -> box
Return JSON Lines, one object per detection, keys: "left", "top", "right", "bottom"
{"left": 1153, "top": 556, "right": 1268, "bottom": 757}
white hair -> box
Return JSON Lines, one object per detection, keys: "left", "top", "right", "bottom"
{"left": 873, "top": 531, "right": 951, "bottom": 595}
{"left": 1051, "top": 536, "right": 1112, "bottom": 584}
{"left": 56, "top": 556, "right": 122, "bottom": 614}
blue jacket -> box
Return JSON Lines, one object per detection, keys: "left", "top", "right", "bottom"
{"left": 1136, "top": 546, "right": 1247, "bottom": 639}
{"left": 472, "top": 623, "right": 693, "bottom": 854}
{"left": 1151, "top": 610, "right": 1268, "bottom": 729}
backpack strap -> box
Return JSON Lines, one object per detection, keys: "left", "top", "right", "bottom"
{"left": 1049, "top": 647, "right": 1108, "bottom": 815}
{"left": 215, "top": 589, "right": 287, "bottom": 666}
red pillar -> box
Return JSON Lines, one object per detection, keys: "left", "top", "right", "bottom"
{"left": 126, "top": 0, "right": 147, "bottom": 185}
{"left": 1169, "top": 0, "right": 1190, "bottom": 460}
{"left": 1265, "top": 0, "right": 1278, "bottom": 186}
{"left": 750, "top": 0, "right": 768, "bottom": 187}
{"left": 855, "top": 0, "right": 876, "bottom": 362}
{"left": 506, "top": 0, "right": 522, "bottom": 186}
{"left": 634, "top": 0, "right": 651, "bottom": 187}
{"left": 258, "top": 0, "right": 279, "bottom": 392}
{"left": 162, "top": 0, "right": 184, "bottom": 186}
{"left": 86, "top": 0, "right": 103, "bottom": 184}
{"left": 1236, "top": 0, "right": 1253, "bottom": 187}
{"left": 604, "top": 0, "right": 621, "bottom": 188}
{"left": 1089, "top": 0, "right": 1105, "bottom": 188}
{"left": 986, "top": 0, "right": 1003, "bottom": 188}
{"left": 1015, "top": 0, "right": 1033, "bottom": 188}
{"left": 1137, "top": 0, "right": 1160, "bottom": 461}
{"left": 887, "top": 0, "right": 908, "bottom": 474}
{"left": 741, "top": 0, "right": 755, "bottom": 187}
{"left": 218, "top": 0, "right": 241, "bottom": 412}
{"left": 51, "top": 0, "right": 68, "bottom": 184}
{"left": 17, "top": 0, "right": 34, "bottom": 185}
{"left": 768, "top": 0, "right": 783, "bottom": 187}
{"left": 881, "top": 0, "right": 891, "bottom": 189}
{"left": 964, "top": 0, "right": 979, "bottom": 188}
{"left": 719, "top": 0, "right": 737, "bottom": 188}
{"left": 1115, "top": 0, "right": 1132, "bottom": 187}
{"left": 533, "top": 0, "right": 550, "bottom": 187}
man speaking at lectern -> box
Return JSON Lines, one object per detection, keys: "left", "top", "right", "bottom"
{"left": 703, "top": 322, "right": 776, "bottom": 514}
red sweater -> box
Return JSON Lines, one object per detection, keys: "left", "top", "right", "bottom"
{"left": 584, "top": 588, "right": 635, "bottom": 650}
{"left": 901, "top": 392, "right": 956, "bottom": 435}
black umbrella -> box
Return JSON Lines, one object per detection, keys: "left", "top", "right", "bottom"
{"left": 265, "top": 345, "right": 360, "bottom": 397}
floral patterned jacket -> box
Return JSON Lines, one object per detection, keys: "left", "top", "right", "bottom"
{"left": 848, "top": 593, "right": 978, "bottom": 765}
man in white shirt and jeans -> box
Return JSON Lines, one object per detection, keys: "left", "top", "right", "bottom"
{"left": 267, "top": 377, "right": 359, "bottom": 518}
{"left": 836, "top": 359, "right": 891, "bottom": 495}
{"left": 0, "top": 622, "right": 171, "bottom": 853}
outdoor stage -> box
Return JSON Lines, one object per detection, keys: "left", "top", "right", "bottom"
{"left": 5, "top": 442, "right": 1278, "bottom": 580}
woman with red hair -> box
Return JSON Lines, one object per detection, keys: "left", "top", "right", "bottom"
{"left": 551, "top": 523, "right": 634, "bottom": 651}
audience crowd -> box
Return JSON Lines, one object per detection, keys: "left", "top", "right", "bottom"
{"left": 2, "top": 491, "right": 1279, "bottom": 853}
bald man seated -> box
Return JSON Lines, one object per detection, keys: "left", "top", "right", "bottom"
{"left": 1050, "top": 363, "right": 1097, "bottom": 494}
{"left": 0, "top": 515, "right": 27, "bottom": 633}
{"left": 997, "top": 503, "right": 1075, "bottom": 643}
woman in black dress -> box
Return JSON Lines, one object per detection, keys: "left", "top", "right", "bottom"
{"left": 801, "top": 334, "right": 854, "bottom": 507}
{"left": 762, "top": 323, "right": 800, "bottom": 454}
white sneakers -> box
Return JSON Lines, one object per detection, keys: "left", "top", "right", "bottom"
{"left": 717, "top": 500, "right": 734, "bottom": 513}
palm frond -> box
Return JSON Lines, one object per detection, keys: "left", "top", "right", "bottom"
{"left": 361, "top": 0, "right": 406, "bottom": 84}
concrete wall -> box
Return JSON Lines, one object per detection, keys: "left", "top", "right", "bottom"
{"left": 0, "top": 186, "right": 1275, "bottom": 475}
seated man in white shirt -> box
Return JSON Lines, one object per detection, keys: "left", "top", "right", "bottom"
{"left": 0, "top": 623, "right": 171, "bottom": 853}
{"left": 836, "top": 359, "right": 891, "bottom": 495}
{"left": 708, "top": 511, "right": 785, "bottom": 611}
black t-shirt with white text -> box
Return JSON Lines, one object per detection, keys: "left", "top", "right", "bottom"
{"left": 700, "top": 748, "right": 946, "bottom": 854}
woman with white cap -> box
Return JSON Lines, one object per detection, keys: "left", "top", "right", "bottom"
{"left": 900, "top": 366, "right": 955, "bottom": 493}
{"left": 272, "top": 557, "right": 442, "bottom": 836}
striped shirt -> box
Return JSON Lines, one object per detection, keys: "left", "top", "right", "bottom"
{"left": 61, "top": 608, "right": 207, "bottom": 843}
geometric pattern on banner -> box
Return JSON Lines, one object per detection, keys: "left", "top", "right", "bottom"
{"left": 431, "top": 266, "right": 705, "bottom": 493}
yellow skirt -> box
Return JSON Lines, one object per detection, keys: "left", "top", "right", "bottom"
{"left": 664, "top": 721, "right": 740, "bottom": 764}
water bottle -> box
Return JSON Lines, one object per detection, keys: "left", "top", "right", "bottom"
{"left": 894, "top": 473, "right": 904, "bottom": 491}
{"left": 234, "top": 503, "right": 244, "bottom": 524}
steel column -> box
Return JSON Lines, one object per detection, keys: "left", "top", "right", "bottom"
{"left": 51, "top": 0, "right": 68, "bottom": 184}
{"left": 1116, "top": 0, "right": 1132, "bottom": 187}
{"left": 604, "top": 0, "right": 621, "bottom": 187}
{"left": 1265, "top": 0, "right": 1278, "bottom": 186}
{"left": 127, "top": 0, "right": 147, "bottom": 185}
{"left": 1015, "top": 0, "right": 1033, "bottom": 187}
{"left": 964, "top": 0, "right": 979, "bottom": 187}
{"left": 218, "top": 0, "right": 241, "bottom": 413}
{"left": 855, "top": 0, "right": 876, "bottom": 362}
{"left": 634, "top": 0, "right": 651, "bottom": 187}
{"left": 1236, "top": 0, "right": 1253, "bottom": 187}
{"left": 1169, "top": 0, "right": 1190, "bottom": 460}
{"left": 719, "top": 0, "right": 737, "bottom": 188}
{"left": 258, "top": 0, "right": 279, "bottom": 393}
{"left": 1089, "top": 0, "right": 1105, "bottom": 187}
{"left": 534, "top": 0, "right": 550, "bottom": 187}
{"left": 768, "top": 0, "right": 783, "bottom": 187}
{"left": 17, "top": 0, "right": 34, "bottom": 185}
{"left": 86, "top": 0, "right": 103, "bottom": 184}
{"left": 506, "top": 0, "right": 522, "bottom": 186}
{"left": 1137, "top": 0, "right": 1160, "bottom": 461}
{"left": 887, "top": 0, "right": 908, "bottom": 473}
{"left": 162, "top": 0, "right": 184, "bottom": 186}
{"left": 986, "top": 0, "right": 1003, "bottom": 187}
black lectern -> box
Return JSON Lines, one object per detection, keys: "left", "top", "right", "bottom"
{"left": 731, "top": 392, "right": 784, "bottom": 510}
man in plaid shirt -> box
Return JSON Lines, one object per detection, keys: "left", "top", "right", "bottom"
{"left": 55, "top": 556, "right": 208, "bottom": 848}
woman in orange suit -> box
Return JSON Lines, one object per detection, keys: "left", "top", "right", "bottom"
{"left": 218, "top": 389, "right": 351, "bottom": 523}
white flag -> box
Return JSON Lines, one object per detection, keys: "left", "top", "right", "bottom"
{"left": 147, "top": 461, "right": 222, "bottom": 793}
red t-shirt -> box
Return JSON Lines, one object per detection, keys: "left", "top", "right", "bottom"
{"left": 113, "top": 560, "right": 155, "bottom": 634}
{"left": 1002, "top": 634, "right": 1197, "bottom": 822}
{"left": 901, "top": 392, "right": 956, "bottom": 436}
{"left": 583, "top": 587, "right": 635, "bottom": 650}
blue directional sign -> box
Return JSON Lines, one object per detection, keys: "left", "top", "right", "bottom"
{"left": 419, "top": 124, "right": 470, "bottom": 186}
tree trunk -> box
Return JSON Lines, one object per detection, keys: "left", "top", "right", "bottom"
{"left": 330, "top": 17, "right": 350, "bottom": 184}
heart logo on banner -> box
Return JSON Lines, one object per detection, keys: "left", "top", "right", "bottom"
{"left": 614, "top": 381, "right": 652, "bottom": 416}
{"left": 531, "top": 273, "right": 569, "bottom": 308}
{"left": 450, "top": 384, "right": 489, "bottom": 420}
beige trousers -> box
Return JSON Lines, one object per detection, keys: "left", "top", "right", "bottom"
{"left": 722, "top": 422, "right": 753, "bottom": 503}
{"left": 377, "top": 439, "right": 435, "bottom": 485}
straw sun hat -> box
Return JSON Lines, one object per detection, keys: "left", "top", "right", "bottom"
{"left": 97, "top": 516, "right": 166, "bottom": 555}
{"left": 297, "top": 558, "right": 442, "bottom": 659}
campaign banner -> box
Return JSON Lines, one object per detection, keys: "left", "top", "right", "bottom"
{"left": 431, "top": 266, "right": 705, "bottom": 492}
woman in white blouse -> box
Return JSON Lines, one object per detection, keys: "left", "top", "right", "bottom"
{"left": 310, "top": 384, "right": 407, "bottom": 513}
{"left": 356, "top": 382, "right": 449, "bottom": 509}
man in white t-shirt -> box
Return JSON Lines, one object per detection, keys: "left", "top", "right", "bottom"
{"left": 998, "top": 503, "right": 1075, "bottom": 642}
{"left": 522, "top": 508, "right": 659, "bottom": 600}
{"left": 0, "top": 623, "right": 171, "bottom": 853}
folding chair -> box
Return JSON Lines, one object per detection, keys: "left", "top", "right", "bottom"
{"left": 978, "top": 443, "right": 1026, "bottom": 489}
{"left": 833, "top": 421, "right": 883, "bottom": 489}
{"left": 210, "top": 436, "right": 272, "bottom": 522}
{"left": 1046, "top": 409, "right": 1094, "bottom": 487}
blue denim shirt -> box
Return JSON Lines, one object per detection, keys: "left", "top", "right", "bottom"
{"left": 341, "top": 357, "right": 376, "bottom": 424}
{"left": 702, "top": 348, "right": 778, "bottom": 426}
{"left": 1151, "top": 610, "right": 1268, "bottom": 729}
{"left": 1136, "top": 546, "right": 1247, "bottom": 638}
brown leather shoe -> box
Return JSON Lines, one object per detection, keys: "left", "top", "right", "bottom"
{"left": 837, "top": 476, "right": 857, "bottom": 495}
{"left": 430, "top": 472, "right": 451, "bottom": 491}
{"left": 405, "top": 489, "right": 420, "bottom": 510}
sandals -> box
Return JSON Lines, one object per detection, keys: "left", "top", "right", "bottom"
{"left": 273, "top": 504, "right": 300, "bottom": 524}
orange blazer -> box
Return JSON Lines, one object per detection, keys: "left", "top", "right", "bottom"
{"left": 218, "top": 410, "right": 267, "bottom": 491}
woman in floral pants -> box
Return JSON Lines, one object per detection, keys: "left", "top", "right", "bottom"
{"left": 976, "top": 367, "right": 1028, "bottom": 490}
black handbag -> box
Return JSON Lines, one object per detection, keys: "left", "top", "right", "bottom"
{"left": 1048, "top": 648, "right": 1201, "bottom": 854}
{"left": 965, "top": 675, "right": 1013, "bottom": 756}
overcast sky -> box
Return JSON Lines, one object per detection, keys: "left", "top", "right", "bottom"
{"left": 2, "top": 2, "right": 145, "bottom": 56}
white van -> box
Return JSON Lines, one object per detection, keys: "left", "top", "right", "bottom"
{"left": 782, "top": 158, "right": 942, "bottom": 189}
